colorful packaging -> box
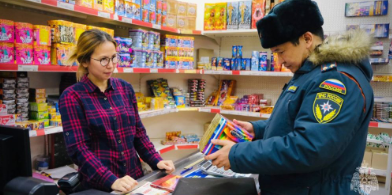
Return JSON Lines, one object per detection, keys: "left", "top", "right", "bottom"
{"left": 156, "top": 13, "right": 162, "bottom": 25}
{"left": 118, "top": 53, "right": 131, "bottom": 67}
{"left": 251, "top": 51, "right": 259, "bottom": 71}
{"left": 145, "top": 50, "right": 153, "bottom": 67}
{"left": 232, "top": 46, "right": 237, "bottom": 58}
{"left": 186, "top": 3, "right": 197, "bottom": 17}
{"left": 30, "top": 111, "right": 49, "bottom": 120}
{"left": 174, "top": 95, "right": 185, "bottom": 108}
{"left": 131, "top": 1, "right": 142, "bottom": 20}
{"left": 252, "top": 0, "right": 265, "bottom": 29}
{"left": 238, "top": 1, "right": 252, "bottom": 29}
{"left": 149, "top": 11, "right": 156, "bottom": 24}
{"left": 215, "top": 80, "right": 235, "bottom": 106}
{"left": 259, "top": 52, "right": 267, "bottom": 71}
{"left": 131, "top": 49, "right": 146, "bottom": 67}
{"left": 156, "top": 0, "right": 162, "bottom": 14}
{"left": 93, "top": 0, "right": 104, "bottom": 11}
{"left": 227, "top": 2, "right": 239, "bottom": 29}
{"left": 204, "top": 3, "right": 215, "bottom": 31}
{"left": 241, "top": 58, "right": 248, "bottom": 70}
{"left": 124, "top": 1, "right": 133, "bottom": 18}
{"left": 30, "top": 103, "right": 48, "bottom": 112}
{"left": 0, "top": 19, "right": 14, "bottom": 43}
{"left": 272, "top": 52, "right": 281, "bottom": 71}
{"left": 179, "top": 57, "right": 193, "bottom": 69}
{"left": 187, "top": 16, "right": 196, "bottom": 31}
{"left": 38, "top": 119, "right": 50, "bottom": 127}
{"left": 214, "top": 3, "right": 227, "bottom": 30}
{"left": 0, "top": 42, "right": 14, "bottom": 64}
{"left": 115, "top": 0, "right": 125, "bottom": 16}
{"left": 150, "top": 0, "right": 156, "bottom": 12}
{"left": 161, "top": 15, "right": 167, "bottom": 26}
{"left": 237, "top": 45, "right": 243, "bottom": 58}
{"left": 177, "top": 1, "right": 187, "bottom": 16}
{"left": 216, "top": 57, "right": 223, "bottom": 71}
{"left": 166, "top": 14, "right": 177, "bottom": 28}
{"left": 115, "top": 37, "right": 132, "bottom": 52}
{"left": 103, "top": 0, "right": 115, "bottom": 13}
{"left": 48, "top": 20, "right": 75, "bottom": 44}
{"left": 74, "top": 23, "right": 87, "bottom": 42}
{"left": 15, "top": 44, "right": 33, "bottom": 64}
{"left": 142, "top": 0, "right": 150, "bottom": 10}
{"left": 15, "top": 22, "right": 33, "bottom": 45}
{"left": 223, "top": 58, "right": 231, "bottom": 70}
{"left": 142, "top": 9, "right": 149, "bottom": 22}
{"left": 34, "top": 45, "right": 50, "bottom": 65}
{"left": 211, "top": 57, "right": 217, "bottom": 70}
{"left": 231, "top": 58, "right": 241, "bottom": 70}
{"left": 162, "top": 0, "right": 167, "bottom": 15}
{"left": 200, "top": 114, "right": 254, "bottom": 155}
{"left": 156, "top": 51, "right": 163, "bottom": 68}
{"left": 76, "top": 0, "right": 93, "bottom": 8}
{"left": 33, "top": 25, "right": 51, "bottom": 46}
{"left": 0, "top": 115, "right": 15, "bottom": 126}
{"left": 176, "top": 16, "right": 187, "bottom": 30}
{"left": 165, "top": 56, "right": 178, "bottom": 69}
{"left": 167, "top": 0, "right": 177, "bottom": 14}
{"left": 51, "top": 44, "right": 75, "bottom": 66}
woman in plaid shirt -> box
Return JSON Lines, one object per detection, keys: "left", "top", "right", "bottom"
{"left": 59, "top": 29, "right": 175, "bottom": 193}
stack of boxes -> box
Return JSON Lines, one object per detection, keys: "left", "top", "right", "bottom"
{"left": 29, "top": 89, "right": 49, "bottom": 127}
{"left": 162, "top": 35, "right": 194, "bottom": 69}
{"left": 71, "top": 0, "right": 115, "bottom": 14}
{"left": 129, "top": 29, "right": 163, "bottom": 68}
{"left": 165, "top": 0, "right": 196, "bottom": 31}
{"left": 188, "top": 79, "right": 205, "bottom": 107}
{"left": 16, "top": 76, "right": 29, "bottom": 121}
{"left": 0, "top": 74, "right": 19, "bottom": 126}
{"left": 115, "top": 36, "right": 133, "bottom": 67}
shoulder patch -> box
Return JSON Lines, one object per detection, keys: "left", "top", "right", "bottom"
{"left": 319, "top": 79, "right": 346, "bottom": 95}
{"left": 287, "top": 85, "right": 298, "bottom": 93}
{"left": 313, "top": 92, "right": 344, "bottom": 124}
{"left": 321, "top": 63, "right": 337, "bottom": 72}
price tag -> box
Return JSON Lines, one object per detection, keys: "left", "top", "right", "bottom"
{"left": 123, "top": 68, "right": 133, "bottom": 73}
{"left": 29, "top": 131, "right": 37, "bottom": 137}
{"left": 122, "top": 17, "right": 133, "bottom": 23}
{"left": 18, "top": 65, "right": 38, "bottom": 72}
{"left": 150, "top": 68, "right": 158, "bottom": 73}
{"left": 152, "top": 24, "right": 161, "bottom": 29}
{"left": 220, "top": 71, "right": 232, "bottom": 75}
{"left": 98, "top": 11, "right": 111, "bottom": 19}
{"left": 57, "top": 2, "right": 75, "bottom": 10}
{"left": 27, "top": 0, "right": 41, "bottom": 3}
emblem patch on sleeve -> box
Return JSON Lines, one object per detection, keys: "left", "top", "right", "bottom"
{"left": 319, "top": 79, "right": 346, "bottom": 95}
{"left": 313, "top": 92, "right": 344, "bottom": 124}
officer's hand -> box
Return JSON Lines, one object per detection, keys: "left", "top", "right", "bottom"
{"left": 157, "top": 160, "right": 176, "bottom": 174}
{"left": 205, "top": 139, "right": 235, "bottom": 170}
{"left": 233, "top": 119, "right": 255, "bottom": 138}
{"left": 111, "top": 175, "right": 138, "bottom": 193}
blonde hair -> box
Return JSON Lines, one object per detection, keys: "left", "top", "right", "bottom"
{"left": 68, "top": 29, "right": 117, "bottom": 81}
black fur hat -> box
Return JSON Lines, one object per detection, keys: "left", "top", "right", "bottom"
{"left": 256, "top": 0, "right": 324, "bottom": 48}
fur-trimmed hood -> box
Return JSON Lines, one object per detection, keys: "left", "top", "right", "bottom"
{"left": 308, "top": 30, "right": 373, "bottom": 80}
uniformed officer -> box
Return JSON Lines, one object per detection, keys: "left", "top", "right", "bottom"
{"left": 205, "top": 0, "right": 374, "bottom": 194}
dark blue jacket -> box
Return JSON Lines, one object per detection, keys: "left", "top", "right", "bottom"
{"left": 229, "top": 32, "right": 374, "bottom": 195}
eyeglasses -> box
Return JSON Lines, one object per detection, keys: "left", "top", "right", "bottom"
{"left": 91, "top": 55, "right": 119, "bottom": 66}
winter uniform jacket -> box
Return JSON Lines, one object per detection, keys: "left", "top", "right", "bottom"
{"left": 228, "top": 31, "right": 374, "bottom": 195}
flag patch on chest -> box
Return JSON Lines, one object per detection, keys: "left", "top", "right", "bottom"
{"left": 313, "top": 92, "right": 344, "bottom": 124}
{"left": 319, "top": 79, "right": 346, "bottom": 95}
{"left": 287, "top": 85, "right": 298, "bottom": 93}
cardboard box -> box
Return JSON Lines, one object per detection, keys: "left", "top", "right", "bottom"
{"left": 166, "top": 0, "right": 177, "bottom": 14}
{"left": 30, "top": 103, "right": 48, "bottom": 112}
{"left": 166, "top": 14, "right": 177, "bottom": 28}
{"left": 204, "top": 3, "right": 216, "bottom": 30}
{"left": 76, "top": 0, "right": 93, "bottom": 8}
{"left": 39, "top": 119, "right": 50, "bottom": 127}
{"left": 30, "top": 111, "right": 49, "bottom": 120}
{"left": 115, "top": 0, "right": 125, "bottom": 16}
{"left": 197, "top": 48, "right": 214, "bottom": 63}
{"left": 0, "top": 104, "right": 7, "bottom": 115}
{"left": 252, "top": 0, "right": 265, "bottom": 29}
{"left": 362, "top": 149, "right": 372, "bottom": 166}
{"left": 186, "top": 3, "right": 197, "bottom": 17}
{"left": 227, "top": 2, "right": 239, "bottom": 30}
{"left": 104, "top": 0, "right": 115, "bottom": 13}
{"left": 0, "top": 115, "right": 15, "bottom": 126}
{"left": 372, "top": 150, "right": 388, "bottom": 170}
{"left": 94, "top": 0, "right": 104, "bottom": 11}
{"left": 177, "top": 1, "right": 187, "bottom": 16}
{"left": 238, "top": 1, "right": 252, "bottom": 29}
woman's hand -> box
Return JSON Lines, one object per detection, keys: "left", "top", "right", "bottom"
{"left": 111, "top": 175, "right": 138, "bottom": 193}
{"left": 157, "top": 160, "right": 175, "bottom": 174}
